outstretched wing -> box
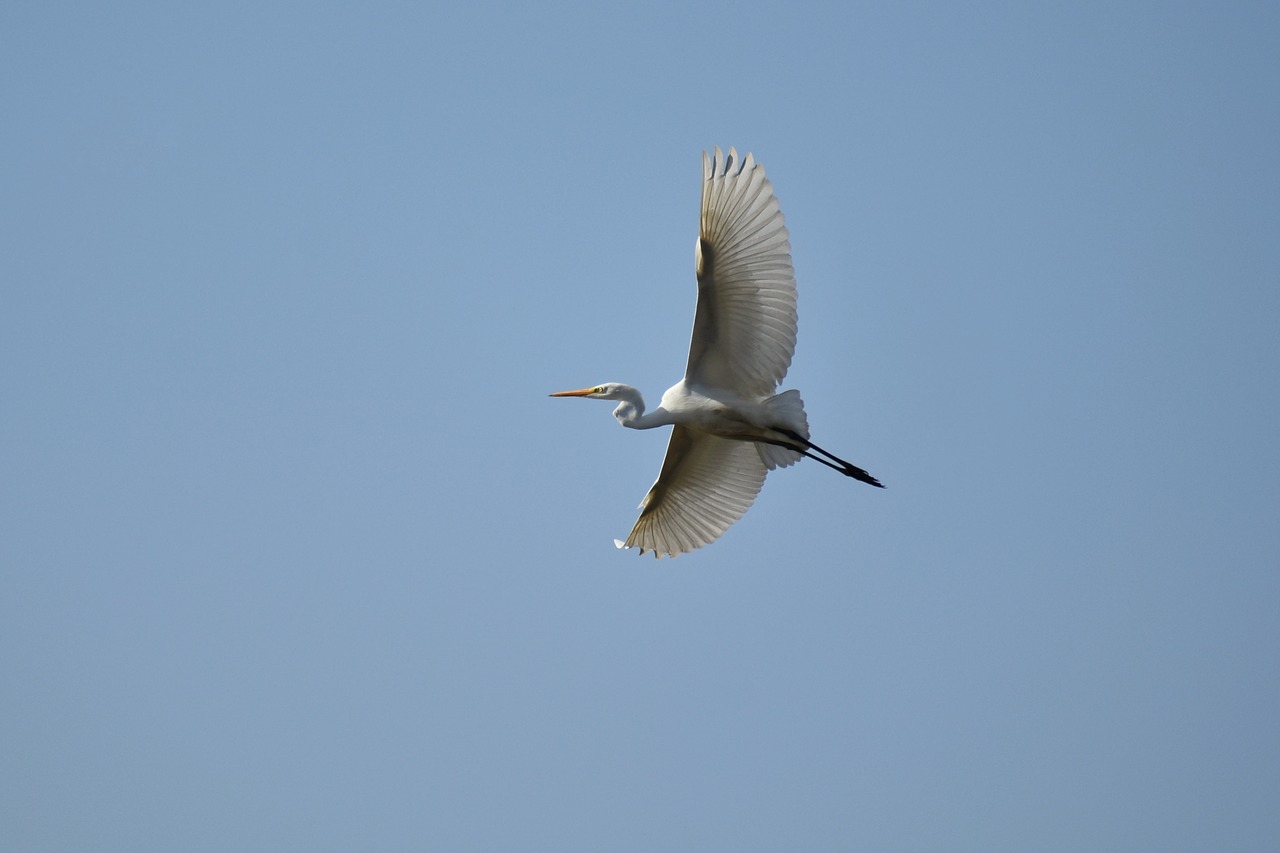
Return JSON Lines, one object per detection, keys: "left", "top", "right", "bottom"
{"left": 685, "top": 147, "right": 797, "bottom": 397}
{"left": 619, "top": 426, "right": 768, "bottom": 558}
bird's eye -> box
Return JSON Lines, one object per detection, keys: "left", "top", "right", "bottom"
{"left": 594, "top": 386, "right": 604, "bottom": 394}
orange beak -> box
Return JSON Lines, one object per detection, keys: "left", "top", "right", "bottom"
{"left": 549, "top": 387, "right": 596, "bottom": 397}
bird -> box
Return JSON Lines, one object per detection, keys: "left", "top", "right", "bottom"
{"left": 552, "top": 147, "right": 882, "bottom": 558}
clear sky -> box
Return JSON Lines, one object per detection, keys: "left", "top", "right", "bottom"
{"left": 3, "top": 2, "right": 1278, "bottom": 850}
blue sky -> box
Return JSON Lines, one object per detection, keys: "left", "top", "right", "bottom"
{"left": 3, "top": 2, "right": 1278, "bottom": 850}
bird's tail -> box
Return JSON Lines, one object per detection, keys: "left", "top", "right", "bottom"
{"left": 756, "top": 389, "right": 808, "bottom": 470}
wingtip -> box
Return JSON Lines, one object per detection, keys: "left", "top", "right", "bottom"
{"left": 703, "top": 145, "right": 760, "bottom": 181}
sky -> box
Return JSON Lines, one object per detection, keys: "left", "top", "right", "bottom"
{"left": 3, "top": 2, "right": 1279, "bottom": 850}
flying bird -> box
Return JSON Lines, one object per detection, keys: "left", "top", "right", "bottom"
{"left": 552, "top": 147, "right": 882, "bottom": 558}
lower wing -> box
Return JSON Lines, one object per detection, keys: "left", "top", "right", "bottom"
{"left": 619, "top": 426, "right": 768, "bottom": 558}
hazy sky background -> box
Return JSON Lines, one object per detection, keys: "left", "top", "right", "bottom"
{"left": 4, "top": 2, "right": 1278, "bottom": 850}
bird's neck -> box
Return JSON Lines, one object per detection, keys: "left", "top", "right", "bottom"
{"left": 612, "top": 389, "right": 668, "bottom": 430}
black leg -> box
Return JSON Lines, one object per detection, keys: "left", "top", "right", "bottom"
{"left": 775, "top": 429, "right": 885, "bottom": 488}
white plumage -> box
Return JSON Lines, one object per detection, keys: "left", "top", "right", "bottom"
{"left": 552, "top": 147, "right": 882, "bottom": 558}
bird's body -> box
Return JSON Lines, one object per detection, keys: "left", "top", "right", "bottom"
{"left": 601, "top": 379, "right": 798, "bottom": 450}
{"left": 553, "top": 147, "right": 881, "bottom": 558}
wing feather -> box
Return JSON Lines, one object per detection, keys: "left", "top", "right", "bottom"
{"left": 620, "top": 426, "right": 768, "bottom": 558}
{"left": 685, "top": 147, "right": 798, "bottom": 396}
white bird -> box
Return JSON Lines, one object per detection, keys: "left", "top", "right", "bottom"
{"left": 552, "top": 147, "right": 882, "bottom": 558}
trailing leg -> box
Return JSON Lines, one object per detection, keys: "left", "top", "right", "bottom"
{"left": 777, "top": 429, "right": 884, "bottom": 488}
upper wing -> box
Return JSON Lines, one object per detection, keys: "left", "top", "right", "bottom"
{"left": 685, "top": 147, "right": 797, "bottom": 397}
{"left": 619, "top": 426, "right": 768, "bottom": 558}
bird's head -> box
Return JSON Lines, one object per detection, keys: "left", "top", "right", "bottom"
{"left": 549, "top": 383, "right": 629, "bottom": 401}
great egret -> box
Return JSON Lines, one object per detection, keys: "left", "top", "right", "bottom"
{"left": 553, "top": 147, "right": 882, "bottom": 558}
